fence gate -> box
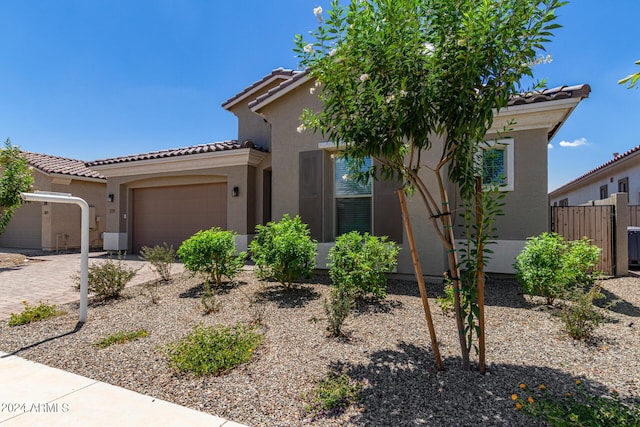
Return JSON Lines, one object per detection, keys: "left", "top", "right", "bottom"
{"left": 550, "top": 205, "right": 615, "bottom": 275}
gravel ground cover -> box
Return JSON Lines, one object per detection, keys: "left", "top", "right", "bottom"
{"left": 1, "top": 271, "right": 639, "bottom": 426}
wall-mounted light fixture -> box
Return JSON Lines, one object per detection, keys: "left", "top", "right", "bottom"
{"left": 232, "top": 186, "right": 239, "bottom": 197}
{"left": 107, "top": 193, "right": 114, "bottom": 203}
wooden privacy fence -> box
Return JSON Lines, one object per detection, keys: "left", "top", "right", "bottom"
{"left": 550, "top": 205, "right": 615, "bottom": 275}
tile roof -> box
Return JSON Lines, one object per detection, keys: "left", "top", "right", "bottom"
{"left": 247, "top": 70, "right": 590, "bottom": 111}
{"left": 221, "top": 68, "right": 302, "bottom": 110}
{"left": 507, "top": 84, "right": 591, "bottom": 106}
{"left": 551, "top": 145, "right": 640, "bottom": 193}
{"left": 23, "top": 152, "right": 105, "bottom": 180}
{"left": 86, "top": 140, "right": 266, "bottom": 167}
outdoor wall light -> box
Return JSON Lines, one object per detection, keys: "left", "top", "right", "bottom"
{"left": 232, "top": 186, "right": 239, "bottom": 197}
{"left": 107, "top": 194, "right": 114, "bottom": 203}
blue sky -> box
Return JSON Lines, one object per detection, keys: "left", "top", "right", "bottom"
{"left": 1, "top": 1, "right": 638, "bottom": 191}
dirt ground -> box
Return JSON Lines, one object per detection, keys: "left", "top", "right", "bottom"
{"left": 0, "top": 253, "right": 27, "bottom": 268}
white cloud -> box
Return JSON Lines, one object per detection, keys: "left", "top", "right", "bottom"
{"left": 548, "top": 143, "right": 553, "bottom": 149}
{"left": 559, "top": 137, "right": 587, "bottom": 148}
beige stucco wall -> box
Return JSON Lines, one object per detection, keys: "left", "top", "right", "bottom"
{"left": 0, "top": 169, "right": 106, "bottom": 250}
{"left": 257, "top": 80, "right": 451, "bottom": 275}
{"left": 486, "top": 128, "right": 549, "bottom": 240}
{"left": 226, "top": 79, "right": 284, "bottom": 152}
{"left": 102, "top": 164, "right": 258, "bottom": 251}
{"left": 0, "top": 169, "right": 47, "bottom": 249}
{"left": 257, "top": 80, "right": 552, "bottom": 276}
{"left": 43, "top": 178, "right": 107, "bottom": 250}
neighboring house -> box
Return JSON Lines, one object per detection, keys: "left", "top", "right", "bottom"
{"left": 0, "top": 152, "right": 107, "bottom": 250}
{"left": 550, "top": 146, "right": 640, "bottom": 206}
{"left": 89, "top": 68, "right": 590, "bottom": 276}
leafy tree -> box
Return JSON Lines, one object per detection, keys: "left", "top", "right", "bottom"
{"left": 295, "top": 0, "right": 565, "bottom": 371}
{"left": 619, "top": 60, "right": 640, "bottom": 89}
{"left": 0, "top": 139, "right": 34, "bottom": 234}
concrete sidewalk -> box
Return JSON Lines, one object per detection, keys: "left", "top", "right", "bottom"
{"left": 0, "top": 351, "right": 247, "bottom": 426}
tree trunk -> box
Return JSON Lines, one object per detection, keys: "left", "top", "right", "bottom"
{"left": 476, "top": 177, "right": 486, "bottom": 374}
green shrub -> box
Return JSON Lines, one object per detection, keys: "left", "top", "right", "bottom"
{"left": 8, "top": 301, "right": 64, "bottom": 326}
{"left": 514, "top": 381, "right": 640, "bottom": 426}
{"left": 436, "top": 277, "right": 456, "bottom": 316}
{"left": 164, "top": 323, "right": 263, "bottom": 376}
{"left": 303, "top": 370, "right": 362, "bottom": 421}
{"left": 96, "top": 329, "right": 149, "bottom": 348}
{"left": 73, "top": 253, "right": 138, "bottom": 299}
{"left": 140, "top": 242, "right": 176, "bottom": 283}
{"left": 560, "top": 284, "right": 605, "bottom": 340}
{"left": 177, "top": 228, "right": 246, "bottom": 287}
{"left": 328, "top": 231, "right": 399, "bottom": 300}
{"left": 514, "top": 233, "right": 601, "bottom": 304}
{"left": 324, "top": 286, "right": 355, "bottom": 337}
{"left": 250, "top": 215, "right": 317, "bottom": 288}
{"left": 564, "top": 238, "right": 602, "bottom": 286}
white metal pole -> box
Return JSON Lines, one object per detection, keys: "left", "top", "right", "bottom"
{"left": 20, "top": 192, "right": 90, "bottom": 323}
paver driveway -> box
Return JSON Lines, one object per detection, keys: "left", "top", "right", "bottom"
{"left": 0, "top": 250, "right": 183, "bottom": 320}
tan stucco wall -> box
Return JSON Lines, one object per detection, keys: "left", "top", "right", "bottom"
{"left": 257, "top": 80, "right": 552, "bottom": 276}
{"left": 257, "top": 80, "right": 452, "bottom": 275}
{"left": 257, "top": 80, "right": 325, "bottom": 222}
{"left": 103, "top": 165, "right": 257, "bottom": 251}
{"left": 0, "top": 170, "right": 106, "bottom": 250}
{"left": 485, "top": 128, "right": 549, "bottom": 240}
{"left": 43, "top": 179, "right": 107, "bottom": 250}
{"left": 0, "top": 169, "right": 47, "bottom": 248}
{"left": 227, "top": 79, "right": 285, "bottom": 152}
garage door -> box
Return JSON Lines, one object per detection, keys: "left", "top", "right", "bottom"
{"left": 132, "top": 183, "right": 227, "bottom": 252}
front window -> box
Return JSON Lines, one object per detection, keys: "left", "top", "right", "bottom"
{"left": 480, "top": 138, "right": 514, "bottom": 191}
{"left": 335, "top": 156, "right": 372, "bottom": 236}
{"left": 482, "top": 147, "right": 506, "bottom": 186}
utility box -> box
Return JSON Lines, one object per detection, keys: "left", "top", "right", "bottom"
{"left": 628, "top": 226, "right": 640, "bottom": 268}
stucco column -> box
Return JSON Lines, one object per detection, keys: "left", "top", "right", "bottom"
{"left": 612, "top": 192, "right": 628, "bottom": 276}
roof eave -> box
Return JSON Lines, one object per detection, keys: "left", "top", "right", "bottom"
{"left": 250, "top": 73, "right": 313, "bottom": 113}
{"left": 222, "top": 74, "right": 293, "bottom": 111}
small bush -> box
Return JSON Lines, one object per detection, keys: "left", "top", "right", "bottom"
{"left": 96, "top": 329, "right": 149, "bottom": 348}
{"left": 8, "top": 301, "right": 64, "bottom": 326}
{"left": 73, "top": 253, "right": 138, "bottom": 299}
{"left": 436, "top": 277, "right": 456, "bottom": 316}
{"left": 250, "top": 215, "right": 317, "bottom": 288}
{"left": 303, "top": 370, "right": 362, "bottom": 421}
{"left": 177, "top": 228, "right": 245, "bottom": 287}
{"left": 140, "top": 242, "right": 175, "bottom": 283}
{"left": 324, "top": 286, "right": 355, "bottom": 337}
{"left": 164, "top": 323, "right": 263, "bottom": 376}
{"left": 514, "top": 381, "right": 640, "bottom": 426}
{"left": 515, "top": 233, "right": 601, "bottom": 304}
{"left": 328, "top": 231, "right": 399, "bottom": 300}
{"left": 560, "top": 284, "right": 605, "bottom": 340}
{"left": 564, "top": 238, "right": 602, "bottom": 286}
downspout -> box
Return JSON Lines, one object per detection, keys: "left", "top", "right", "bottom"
{"left": 21, "top": 191, "right": 90, "bottom": 323}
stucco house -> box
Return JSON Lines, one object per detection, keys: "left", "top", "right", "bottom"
{"left": 0, "top": 152, "right": 107, "bottom": 251}
{"left": 88, "top": 68, "right": 590, "bottom": 276}
{"left": 550, "top": 145, "right": 640, "bottom": 206}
